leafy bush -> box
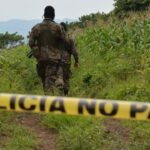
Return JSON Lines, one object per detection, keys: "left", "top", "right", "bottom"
{"left": 114, "top": 0, "right": 150, "bottom": 14}
{"left": 1, "top": 15, "right": 150, "bottom": 150}
{"left": 0, "top": 32, "right": 24, "bottom": 49}
{"left": 0, "top": 45, "right": 42, "bottom": 94}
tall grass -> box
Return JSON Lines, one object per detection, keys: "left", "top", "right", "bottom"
{"left": 0, "top": 17, "right": 150, "bottom": 149}
{"left": 43, "top": 18, "right": 150, "bottom": 149}
{"left": 70, "top": 19, "right": 150, "bottom": 101}
{"left": 0, "top": 45, "right": 42, "bottom": 94}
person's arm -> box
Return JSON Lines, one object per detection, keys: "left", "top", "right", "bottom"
{"left": 28, "top": 25, "right": 40, "bottom": 59}
{"left": 70, "top": 39, "right": 79, "bottom": 68}
{"left": 55, "top": 24, "right": 70, "bottom": 49}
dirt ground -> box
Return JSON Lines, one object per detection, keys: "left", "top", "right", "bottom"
{"left": 14, "top": 113, "right": 58, "bottom": 150}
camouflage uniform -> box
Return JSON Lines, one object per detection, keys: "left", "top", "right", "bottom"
{"left": 62, "top": 35, "right": 79, "bottom": 95}
{"left": 29, "top": 19, "right": 66, "bottom": 95}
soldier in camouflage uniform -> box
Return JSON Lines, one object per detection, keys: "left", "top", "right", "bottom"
{"left": 60, "top": 22, "right": 79, "bottom": 95}
{"left": 29, "top": 6, "right": 67, "bottom": 95}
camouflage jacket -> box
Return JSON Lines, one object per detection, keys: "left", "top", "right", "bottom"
{"left": 61, "top": 34, "right": 79, "bottom": 65}
{"left": 29, "top": 19, "right": 66, "bottom": 62}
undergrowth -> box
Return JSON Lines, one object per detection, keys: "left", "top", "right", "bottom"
{"left": 0, "top": 16, "right": 150, "bottom": 149}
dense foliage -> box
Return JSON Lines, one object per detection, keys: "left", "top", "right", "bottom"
{"left": 68, "top": 0, "right": 150, "bottom": 29}
{"left": 0, "top": 46, "right": 41, "bottom": 94}
{"left": 114, "top": 0, "right": 150, "bottom": 14}
{"left": 0, "top": 7, "right": 150, "bottom": 150}
{"left": 55, "top": 18, "right": 150, "bottom": 149}
{"left": 68, "top": 12, "right": 109, "bottom": 29}
{"left": 0, "top": 32, "right": 24, "bottom": 49}
{"left": 71, "top": 19, "right": 150, "bottom": 101}
{"left": 1, "top": 16, "right": 150, "bottom": 149}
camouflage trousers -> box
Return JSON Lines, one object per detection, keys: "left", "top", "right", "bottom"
{"left": 36, "top": 61, "right": 64, "bottom": 96}
{"left": 62, "top": 63, "right": 71, "bottom": 95}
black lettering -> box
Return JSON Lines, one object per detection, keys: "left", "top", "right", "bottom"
{"left": 10, "top": 95, "right": 17, "bottom": 109}
{"left": 50, "top": 99, "right": 65, "bottom": 113}
{"left": 99, "top": 102, "right": 118, "bottom": 116}
{"left": 19, "top": 96, "right": 36, "bottom": 111}
{"left": 78, "top": 100, "right": 96, "bottom": 115}
{"left": 40, "top": 96, "right": 46, "bottom": 111}
{"left": 131, "top": 104, "right": 147, "bottom": 118}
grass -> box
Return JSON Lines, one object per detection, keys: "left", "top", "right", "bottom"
{"left": 0, "top": 11, "right": 150, "bottom": 150}
{"left": 0, "top": 45, "right": 43, "bottom": 95}
{"left": 2, "top": 124, "right": 37, "bottom": 150}
{"left": 0, "top": 111, "right": 37, "bottom": 150}
{"left": 0, "top": 47, "right": 40, "bottom": 149}
{"left": 51, "top": 17, "right": 150, "bottom": 149}
{"left": 121, "top": 120, "right": 150, "bottom": 150}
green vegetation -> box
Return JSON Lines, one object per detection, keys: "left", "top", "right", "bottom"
{"left": 0, "top": 32, "right": 24, "bottom": 49}
{"left": 0, "top": 45, "right": 42, "bottom": 94}
{"left": 0, "top": 111, "right": 37, "bottom": 150}
{"left": 114, "top": 0, "right": 150, "bottom": 14}
{"left": 68, "top": 12, "right": 109, "bottom": 29}
{"left": 41, "top": 17, "right": 150, "bottom": 150}
{"left": 1, "top": 5, "right": 150, "bottom": 150}
{"left": 69, "top": 0, "right": 150, "bottom": 29}
{"left": 0, "top": 46, "right": 42, "bottom": 149}
{"left": 70, "top": 19, "right": 150, "bottom": 101}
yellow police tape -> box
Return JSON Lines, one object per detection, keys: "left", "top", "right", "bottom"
{"left": 0, "top": 93, "right": 150, "bottom": 120}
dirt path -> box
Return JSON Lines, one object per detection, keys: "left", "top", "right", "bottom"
{"left": 13, "top": 114, "right": 130, "bottom": 150}
{"left": 0, "top": 132, "right": 8, "bottom": 149}
{"left": 14, "top": 113, "right": 57, "bottom": 150}
{"left": 103, "top": 118, "right": 130, "bottom": 144}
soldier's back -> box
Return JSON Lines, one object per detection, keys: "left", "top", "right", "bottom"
{"left": 32, "top": 20, "right": 64, "bottom": 62}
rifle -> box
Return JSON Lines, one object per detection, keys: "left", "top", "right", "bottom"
{"left": 27, "top": 50, "right": 33, "bottom": 58}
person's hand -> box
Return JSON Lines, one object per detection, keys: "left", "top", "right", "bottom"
{"left": 74, "top": 63, "right": 79, "bottom": 68}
